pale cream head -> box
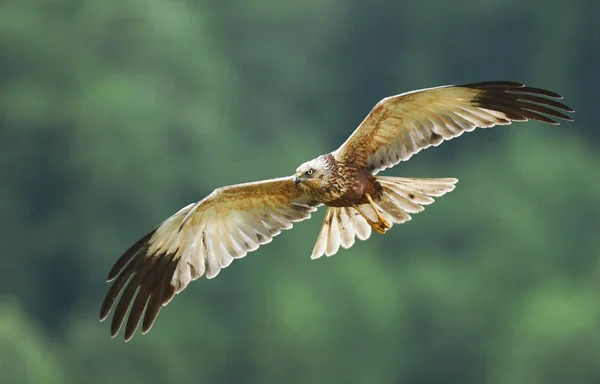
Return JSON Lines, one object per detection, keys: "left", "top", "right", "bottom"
{"left": 294, "top": 156, "right": 328, "bottom": 185}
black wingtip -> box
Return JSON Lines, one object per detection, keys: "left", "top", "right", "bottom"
{"left": 106, "top": 229, "right": 158, "bottom": 282}
{"left": 99, "top": 308, "right": 109, "bottom": 323}
{"left": 124, "top": 330, "right": 135, "bottom": 342}
{"left": 464, "top": 81, "right": 574, "bottom": 125}
{"left": 463, "top": 81, "right": 567, "bottom": 99}
{"left": 463, "top": 81, "right": 525, "bottom": 89}
{"left": 101, "top": 246, "right": 180, "bottom": 341}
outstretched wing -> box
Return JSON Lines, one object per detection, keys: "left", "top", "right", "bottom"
{"left": 100, "top": 176, "right": 320, "bottom": 341}
{"left": 334, "top": 81, "right": 574, "bottom": 174}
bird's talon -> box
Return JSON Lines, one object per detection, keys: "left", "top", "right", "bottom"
{"left": 372, "top": 222, "right": 388, "bottom": 234}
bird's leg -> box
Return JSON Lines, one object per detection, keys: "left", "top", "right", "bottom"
{"left": 354, "top": 193, "right": 392, "bottom": 234}
{"left": 365, "top": 193, "right": 392, "bottom": 232}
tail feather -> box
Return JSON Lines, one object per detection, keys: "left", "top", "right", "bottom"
{"left": 310, "top": 176, "right": 458, "bottom": 259}
{"left": 337, "top": 207, "right": 356, "bottom": 248}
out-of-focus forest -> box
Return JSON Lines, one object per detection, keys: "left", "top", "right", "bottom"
{"left": 2, "top": 0, "right": 600, "bottom": 383}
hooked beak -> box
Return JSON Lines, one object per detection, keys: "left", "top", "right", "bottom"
{"left": 294, "top": 173, "right": 302, "bottom": 185}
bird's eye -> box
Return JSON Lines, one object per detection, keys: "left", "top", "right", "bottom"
{"left": 306, "top": 169, "right": 314, "bottom": 176}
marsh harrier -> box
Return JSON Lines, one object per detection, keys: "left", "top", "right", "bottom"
{"left": 100, "top": 81, "right": 573, "bottom": 340}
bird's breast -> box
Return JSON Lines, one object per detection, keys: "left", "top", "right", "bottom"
{"left": 313, "top": 169, "right": 382, "bottom": 207}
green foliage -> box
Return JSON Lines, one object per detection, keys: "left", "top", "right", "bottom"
{"left": 0, "top": 303, "right": 65, "bottom": 384}
{"left": 1, "top": 0, "right": 599, "bottom": 382}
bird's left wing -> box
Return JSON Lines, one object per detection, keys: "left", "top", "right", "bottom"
{"left": 333, "top": 81, "right": 574, "bottom": 174}
{"left": 100, "top": 176, "right": 320, "bottom": 341}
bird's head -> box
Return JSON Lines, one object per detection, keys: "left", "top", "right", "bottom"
{"left": 294, "top": 156, "right": 329, "bottom": 188}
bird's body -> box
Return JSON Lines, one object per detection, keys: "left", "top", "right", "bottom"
{"left": 296, "top": 153, "right": 382, "bottom": 207}
{"left": 100, "top": 81, "right": 574, "bottom": 341}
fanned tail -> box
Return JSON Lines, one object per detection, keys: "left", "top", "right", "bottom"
{"left": 311, "top": 176, "right": 458, "bottom": 259}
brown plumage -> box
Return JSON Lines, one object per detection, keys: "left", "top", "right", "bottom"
{"left": 100, "top": 81, "right": 573, "bottom": 341}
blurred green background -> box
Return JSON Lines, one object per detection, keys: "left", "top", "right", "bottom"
{"left": 2, "top": 0, "right": 600, "bottom": 383}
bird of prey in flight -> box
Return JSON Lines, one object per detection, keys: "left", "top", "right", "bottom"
{"left": 100, "top": 81, "right": 573, "bottom": 341}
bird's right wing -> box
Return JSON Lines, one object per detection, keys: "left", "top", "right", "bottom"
{"left": 100, "top": 176, "right": 320, "bottom": 341}
{"left": 334, "top": 81, "right": 574, "bottom": 174}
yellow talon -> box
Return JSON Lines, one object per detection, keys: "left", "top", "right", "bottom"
{"left": 354, "top": 194, "right": 392, "bottom": 234}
